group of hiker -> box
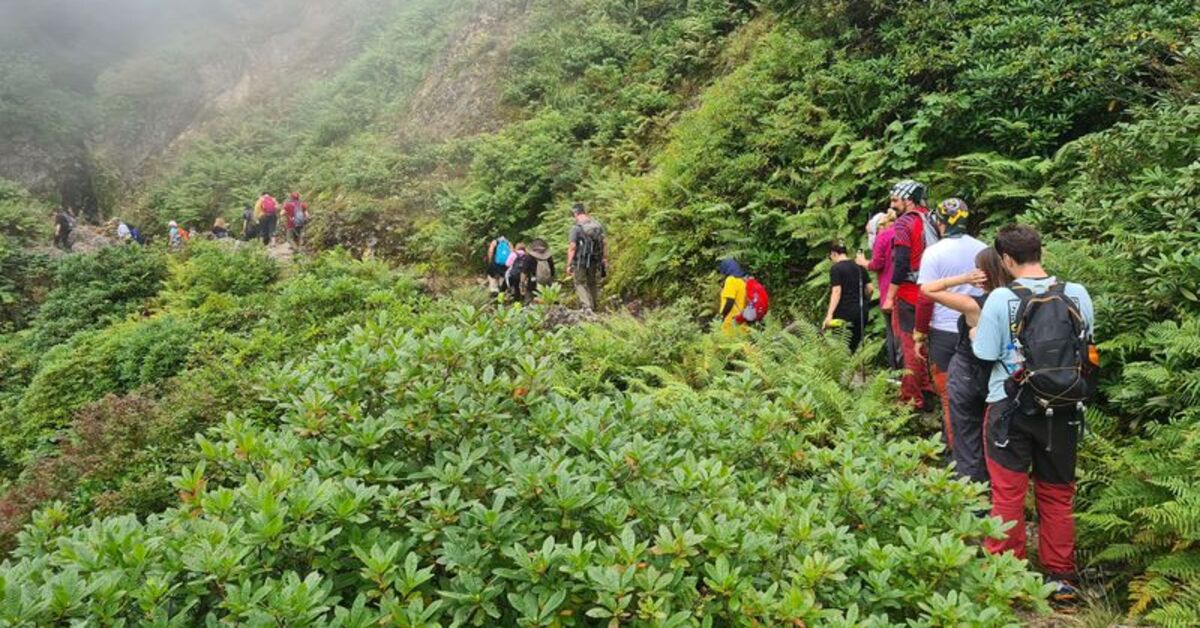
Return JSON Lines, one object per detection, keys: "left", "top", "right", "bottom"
{"left": 706, "top": 180, "right": 1097, "bottom": 607}
{"left": 242, "top": 192, "right": 309, "bottom": 246}
{"left": 51, "top": 191, "right": 311, "bottom": 251}
{"left": 486, "top": 203, "right": 608, "bottom": 309}
{"left": 832, "top": 180, "right": 1096, "bottom": 607}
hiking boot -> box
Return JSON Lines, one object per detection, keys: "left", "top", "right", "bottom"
{"left": 1045, "top": 578, "right": 1081, "bottom": 611}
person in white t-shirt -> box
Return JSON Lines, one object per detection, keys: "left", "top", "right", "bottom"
{"left": 914, "top": 198, "right": 986, "bottom": 448}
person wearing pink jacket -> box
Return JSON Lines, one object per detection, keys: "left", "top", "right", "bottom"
{"left": 857, "top": 210, "right": 901, "bottom": 370}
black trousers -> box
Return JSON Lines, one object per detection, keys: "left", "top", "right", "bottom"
{"left": 947, "top": 353, "right": 990, "bottom": 485}
{"left": 260, "top": 213, "right": 277, "bottom": 245}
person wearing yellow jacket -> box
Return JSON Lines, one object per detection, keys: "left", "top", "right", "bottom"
{"left": 717, "top": 258, "right": 748, "bottom": 334}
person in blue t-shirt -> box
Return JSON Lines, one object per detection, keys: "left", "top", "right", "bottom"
{"left": 972, "top": 224, "right": 1094, "bottom": 608}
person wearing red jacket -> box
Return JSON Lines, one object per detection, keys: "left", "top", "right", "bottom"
{"left": 882, "top": 180, "right": 936, "bottom": 411}
{"left": 282, "top": 192, "right": 309, "bottom": 245}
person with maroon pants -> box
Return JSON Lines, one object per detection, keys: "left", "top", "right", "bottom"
{"left": 882, "top": 180, "right": 936, "bottom": 411}
{"left": 973, "top": 225, "right": 1095, "bottom": 608}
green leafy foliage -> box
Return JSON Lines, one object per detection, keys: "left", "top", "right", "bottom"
{"left": 28, "top": 244, "right": 168, "bottom": 351}
{"left": 0, "top": 302, "right": 1053, "bottom": 624}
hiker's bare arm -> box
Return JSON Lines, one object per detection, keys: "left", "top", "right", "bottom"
{"left": 566, "top": 242, "right": 576, "bottom": 275}
{"left": 824, "top": 286, "right": 842, "bottom": 328}
{"left": 883, "top": 283, "right": 897, "bottom": 312}
{"left": 486, "top": 241, "right": 496, "bottom": 264}
{"left": 921, "top": 270, "right": 986, "bottom": 324}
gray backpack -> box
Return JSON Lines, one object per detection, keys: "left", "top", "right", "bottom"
{"left": 575, "top": 220, "right": 605, "bottom": 269}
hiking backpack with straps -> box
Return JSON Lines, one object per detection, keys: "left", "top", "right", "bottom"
{"left": 493, "top": 238, "right": 511, "bottom": 265}
{"left": 902, "top": 210, "right": 941, "bottom": 283}
{"left": 1009, "top": 281, "right": 1093, "bottom": 414}
{"left": 575, "top": 220, "right": 605, "bottom": 270}
{"left": 534, "top": 258, "right": 552, "bottom": 285}
{"left": 736, "top": 277, "right": 770, "bottom": 324}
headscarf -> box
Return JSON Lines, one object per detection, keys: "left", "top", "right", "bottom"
{"left": 718, "top": 258, "right": 747, "bottom": 279}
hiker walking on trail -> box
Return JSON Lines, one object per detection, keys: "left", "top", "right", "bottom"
{"left": 884, "top": 180, "right": 937, "bottom": 412}
{"left": 717, "top": 258, "right": 749, "bottom": 334}
{"left": 566, "top": 203, "right": 607, "bottom": 312}
{"left": 916, "top": 198, "right": 987, "bottom": 450}
{"left": 824, "top": 244, "right": 872, "bottom": 352}
{"left": 283, "top": 193, "right": 308, "bottom": 245}
{"left": 505, "top": 242, "right": 528, "bottom": 302}
{"left": 972, "top": 225, "right": 1097, "bottom": 608}
{"left": 522, "top": 239, "right": 555, "bottom": 303}
{"left": 52, "top": 208, "right": 74, "bottom": 250}
{"left": 921, "top": 246, "right": 1012, "bottom": 487}
{"left": 857, "top": 209, "right": 901, "bottom": 369}
{"left": 168, "top": 221, "right": 183, "bottom": 249}
{"left": 241, "top": 204, "right": 256, "bottom": 241}
{"left": 255, "top": 192, "right": 278, "bottom": 245}
{"left": 210, "top": 218, "right": 230, "bottom": 239}
{"left": 486, "top": 235, "right": 512, "bottom": 297}
{"left": 114, "top": 219, "right": 132, "bottom": 242}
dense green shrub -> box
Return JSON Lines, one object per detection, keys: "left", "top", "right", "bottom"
{"left": 0, "top": 303, "right": 1051, "bottom": 625}
{"left": 28, "top": 244, "right": 167, "bottom": 351}
{"left": 1, "top": 314, "right": 196, "bottom": 469}
{"left": 163, "top": 240, "right": 279, "bottom": 309}
{"left": 0, "top": 249, "right": 426, "bottom": 547}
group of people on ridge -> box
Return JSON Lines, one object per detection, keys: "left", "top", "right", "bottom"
{"left": 824, "top": 179, "right": 1097, "bottom": 607}
{"left": 51, "top": 191, "right": 311, "bottom": 252}
{"left": 486, "top": 203, "right": 608, "bottom": 310}
{"left": 243, "top": 192, "right": 309, "bottom": 246}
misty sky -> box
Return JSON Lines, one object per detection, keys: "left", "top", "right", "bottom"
{"left": 0, "top": 0, "right": 238, "bottom": 90}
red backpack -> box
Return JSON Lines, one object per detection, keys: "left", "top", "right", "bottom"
{"left": 737, "top": 278, "right": 769, "bottom": 324}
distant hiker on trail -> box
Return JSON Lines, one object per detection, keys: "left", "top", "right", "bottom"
{"left": 241, "top": 204, "right": 256, "bottom": 241}
{"left": 522, "top": 238, "right": 555, "bottom": 303}
{"left": 255, "top": 192, "right": 278, "bottom": 245}
{"left": 916, "top": 198, "right": 987, "bottom": 450}
{"left": 972, "top": 225, "right": 1097, "bottom": 609}
{"left": 180, "top": 225, "right": 192, "bottom": 242}
{"left": 566, "top": 203, "right": 607, "bottom": 312}
{"left": 283, "top": 193, "right": 308, "bottom": 245}
{"left": 921, "top": 246, "right": 1013, "bottom": 487}
{"left": 824, "top": 243, "right": 872, "bottom": 352}
{"left": 168, "top": 221, "right": 183, "bottom": 249}
{"left": 857, "top": 209, "right": 900, "bottom": 370}
{"left": 486, "top": 235, "right": 512, "bottom": 297}
{"left": 717, "top": 258, "right": 748, "bottom": 334}
{"left": 52, "top": 208, "right": 74, "bottom": 250}
{"left": 866, "top": 210, "right": 889, "bottom": 250}
{"left": 885, "top": 179, "right": 937, "bottom": 412}
{"left": 716, "top": 258, "right": 769, "bottom": 334}
{"left": 505, "top": 242, "right": 528, "bottom": 301}
{"left": 210, "top": 218, "right": 230, "bottom": 239}
{"left": 114, "top": 219, "right": 132, "bottom": 242}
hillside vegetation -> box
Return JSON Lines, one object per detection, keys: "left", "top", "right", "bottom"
{"left": 1, "top": 0, "right": 1200, "bottom": 624}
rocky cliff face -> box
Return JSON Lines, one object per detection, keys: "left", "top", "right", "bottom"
{"left": 399, "top": 0, "right": 527, "bottom": 143}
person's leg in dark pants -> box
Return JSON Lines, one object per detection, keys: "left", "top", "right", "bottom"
{"left": 947, "top": 355, "right": 989, "bottom": 485}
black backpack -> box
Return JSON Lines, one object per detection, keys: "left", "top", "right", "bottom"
{"left": 1010, "top": 282, "right": 1093, "bottom": 415}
